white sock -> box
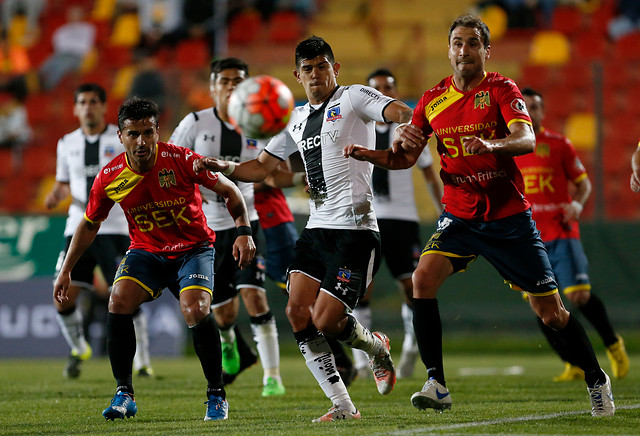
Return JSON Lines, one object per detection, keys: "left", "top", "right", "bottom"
{"left": 219, "top": 325, "right": 236, "bottom": 343}
{"left": 352, "top": 306, "right": 373, "bottom": 370}
{"left": 251, "top": 316, "right": 281, "bottom": 384}
{"left": 341, "top": 315, "right": 383, "bottom": 357}
{"left": 56, "top": 308, "right": 89, "bottom": 356}
{"left": 401, "top": 303, "right": 417, "bottom": 352}
{"left": 133, "top": 310, "right": 151, "bottom": 370}
{"left": 298, "top": 330, "right": 355, "bottom": 413}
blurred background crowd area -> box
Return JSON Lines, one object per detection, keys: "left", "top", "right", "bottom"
{"left": 0, "top": 0, "right": 638, "bottom": 222}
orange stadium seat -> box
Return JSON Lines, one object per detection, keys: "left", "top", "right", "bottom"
{"left": 109, "top": 12, "right": 141, "bottom": 47}
{"left": 175, "top": 38, "right": 210, "bottom": 69}
{"left": 612, "top": 32, "right": 640, "bottom": 61}
{"left": 228, "top": 9, "right": 261, "bottom": 45}
{"left": 101, "top": 45, "right": 133, "bottom": 68}
{"left": 22, "top": 144, "right": 57, "bottom": 179}
{"left": 0, "top": 149, "right": 15, "bottom": 179}
{"left": 519, "top": 64, "right": 554, "bottom": 91}
{"left": 551, "top": 6, "right": 583, "bottom": 36}
{"left": 267, "top": 11, "right": 304, "bottom": 44}
{"left": 572, "top": 32, "right": 609, "bottom": 61}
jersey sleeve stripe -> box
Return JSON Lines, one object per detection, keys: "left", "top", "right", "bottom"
{"left": 380, "top": 99, "right": 396, "bottom": 124}
{"left": 425, "top": 86, "right": 465, "bottom": 123}
{"left": 105, "top": 168, "right": 145, "bottom": 202}
{"left": 263, "top": 149, "right": 285, "bottom": 161}
{"left": 83, "top": 213, "right": 100, "bottom": 224}
{"left": 506, "top": 118, "right": 532, "bottom": 129}
{"left": 573, "top": 173, "right": 588, "bottom": 184}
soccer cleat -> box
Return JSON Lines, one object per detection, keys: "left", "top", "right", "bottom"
{"left": 553, "top": 362, "right": 585, "bottom": 382}
{"left": 102, "top": 391, "right": 137, "bottom": 420}
{"left": 397, "top": 347, "right": 418, "bottom": 379}
{"left": 63, "top": 344, "right": 93, "bottom": 378}
{"left": 204, "top": 395, "right": 229, "bottom": 421}
{"left": 368, "top": 332, "right": 396, "bottom": 395}
{"left": 311, "top": 405, "right": 361, "bottom": 422}
{"left": 606, "top": 335, "right": 629, "bottom": 380}
{"left": 411, "top": 377, "right": 452, "bottom": 412}
{"left": 222, "top": 346, "right": 258, "bottom": 385}
{"left": 136, "top": 366, "right": 154, "bottom": 377}
{"left": 588, "top": 371, "right": 615, "bottom": 417}
{"left": 262, "top": 377, "right": 286, "bottom": 397}
{"left": 221, "top": 341, "right": 241, "bottom": 375}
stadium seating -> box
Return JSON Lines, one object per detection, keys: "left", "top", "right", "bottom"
{"left": 528, "top": 31, "right": 570, "bottom": 66}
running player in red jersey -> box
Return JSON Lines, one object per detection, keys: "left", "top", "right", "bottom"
{"left": 53, "top": 98, "right": 255, "bottom": 422}
{"left": 344, "top": 14, "right": 614, "bottom": 417}
{"left": 517, "top": 87, "right": 629, "bottom": 382}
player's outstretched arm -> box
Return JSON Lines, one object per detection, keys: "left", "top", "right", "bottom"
{"left": 421, "top": 165, "right": 444, "bottom": 214}
{"left": 463, "top": 122, "right": 535, "bottom": 156}
{"left": 212, "top": 175, "right": 256, "bottom": 269}
{"left": 44, "top": 181, "right": 70, "bottom": 209}
{"left": 53, "top": 219, "right": 101, "bottom": 303}
{"left": 631, "top": 146, "right": 640, "bottom": 193}
{"left": 193, "top": 151, "right": 282, "bottom": 183}
{"left": 343, "top": 137, "right": 425, "bottom": 170}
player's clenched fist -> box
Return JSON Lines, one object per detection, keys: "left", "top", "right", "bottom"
{"left": 392, "top": 123, "right": 427, "bottom": 152}
{"left": 193, "top": 156, "right": 227, "bottom": 174}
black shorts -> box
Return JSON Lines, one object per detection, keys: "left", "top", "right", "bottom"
{"left": 378, "top": 219, "right": 421, "bottom": 281}
{"left": 55, "top": 234, "right": 130, "bottom": 287}
{"left": 423, "top": 210, "right": 558, "bottom": 296}
{"left": 288, "top": 228, "right": 381, "bottom": 310}
{"left": 211, "top": 220, "right": 266, "bottom": 307}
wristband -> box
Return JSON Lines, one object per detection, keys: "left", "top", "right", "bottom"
{"left": 221, "top": 162, "right": 237, "bottom": 176}
{"left": 236, "top": 225, "right": 252, "bottom": 237}
{"left": 571, "top": 200, "right": 583, "bottom": 215}
{"left": 292, "top": 172, "right": 306, "bottom": 186}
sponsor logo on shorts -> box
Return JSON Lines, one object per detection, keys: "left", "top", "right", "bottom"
{"left": 189, "top": 273, "right": 209, "bottom": 281}
{"left": 436, "top": 217, "right": 453, "bottom": 232}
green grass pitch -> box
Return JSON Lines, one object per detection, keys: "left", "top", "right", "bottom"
{"left": 1, "top": 336, "right": 639, "bottom": 435}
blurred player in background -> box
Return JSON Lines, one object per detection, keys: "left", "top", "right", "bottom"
{"left": 350, "top": 68, "right": 443, "bottom": 380}
{"left": 193, "top": 36, "right": 416, "bottom": 421}
{"left": 517, "top": 87, "right": 629, "bottom": 381}
{"left": 45, "top": 83, "right": 152, "bottom": 379}
{"left": 344, "top": 14, "right": 615, "bottom": 417}
{"left": 170, "top": 57, "right": 297, "bottom": 396}
{"left": 630, "top": 139, "right": 640, "bottom": 193}
{"left": 54, "top": 98, "right": 254, "bottom": 421}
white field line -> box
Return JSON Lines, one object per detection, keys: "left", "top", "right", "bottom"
{"left": 384, "top": 404, "right": 640, "bottom": 435}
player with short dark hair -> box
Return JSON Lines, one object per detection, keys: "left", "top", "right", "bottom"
{"left": 171, "top": 56, "right": 298, "bottom": 396}
{"left": 344, "top": 14, "right": 614, "bottom": 417}
{"left": 54, "top": 97, "right": 255, "bottom": 421}
{"left": 194, "top": 35, "right": 418, "bottom": 422}
{"left": 517, "top": 87, "right": 629, "bottom": 382}
{"left": 348, "top": 68, "right": 443, "bottom": 379}
{"left": 45, "top": 84, "right": 153, "bottom": 379}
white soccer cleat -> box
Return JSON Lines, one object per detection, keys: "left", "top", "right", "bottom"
{"left": 311, "top": 405, "right": 361, "bottom": 422}
{"left": 411, "top": 377, "right": 452, "bottom": 412}
{"left": 368, "top": 332, "right": 396, "bottom": 395}
{"left": 588, "top": 371, "right": 615, "bottom": 417}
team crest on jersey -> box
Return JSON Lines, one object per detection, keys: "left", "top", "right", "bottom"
{"left": 474, "top": 91, "right": 490, "bottom": 109}
{"left": 535, "top": 142, "right": 550, "bottom": 157}
{"left": 104, "top": 145, "right": 116, "bottom": 158}
{"left": 511, "top": 98, "right": 529, "bottom": 115}
{"left": 326, "top": 106, "right": 343, "bottom": 122}
{"left": 246, "top": 138, "right": 258, "bottom": 149}
{"left": 158, "top": 168, "right": 177, "bottom": 188}
{"left": 337, "top": 268, "right": 351, "bottom": 283}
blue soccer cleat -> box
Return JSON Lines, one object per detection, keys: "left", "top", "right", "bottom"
{"left": 102, "top": 391, "right": 137, "bottom": 420}
{"left": 204, "top": 395, "right": 229, "bottom": 421}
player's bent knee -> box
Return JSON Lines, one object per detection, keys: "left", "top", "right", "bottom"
{"left": 566, "top": 290, "right": 590, "bottom": 307}
{"left": 539, "top": 309, "right": 570, "bottom": 330}
{"left": 411, "top": 269, "right": 439, "bottom": 298}
{"left": 285, "top": 303, "right": 310, "bottom": 330}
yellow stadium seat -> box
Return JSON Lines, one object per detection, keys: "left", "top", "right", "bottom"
{"left": 481, "top": 5, "right": 508, "bottom": 42}
{"left": 529, "top": 31, "right": 570, "bottom": 66}
{"left": 110, "top": 13, "right": 140, "bottom": 47}
{"left": 92, "top": 0, "right": 117, "bottom": 21}
{"left": 564, "top": 112, "right": 596, "bottom": 150}
{"left": 111, "top": 65, "right": 136, "bottom": 99}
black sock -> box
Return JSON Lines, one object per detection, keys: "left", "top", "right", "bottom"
{"left": 578, "top": 294, "right": 618, "bottom": 347}
{"left": 191, "top": 313, "right": 225, "bottom": 398}
{"left": 106, "top": 313, "right": 135, "bottom": 394}
{"left": 556, "top": 313, "right": 606, "bottom": 387}
{"left": 535, "top": 316, "right": 579, "bottom": 365}
{"left": 412, "top": 297, "right": 445, "bottom": 386}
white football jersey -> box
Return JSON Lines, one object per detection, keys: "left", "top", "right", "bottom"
{"left": 265, "top": 85, "right": 395, "bottom": 231}
{"left": 55, "top": 124, "right": 128, "bottom": 236}
{"left": 372, "top": 123, "right": 434, "bottom": 221}
{"left": 170, "top": 107, "right": 261, "bottom": 230}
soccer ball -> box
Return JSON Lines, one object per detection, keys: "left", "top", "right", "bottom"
{"left": 228, "top": 75, "right": 295, "bottom": 140}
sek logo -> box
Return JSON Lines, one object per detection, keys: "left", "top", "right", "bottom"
{"left": 189, "top": 273, "right": 209, "bottom": 281}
